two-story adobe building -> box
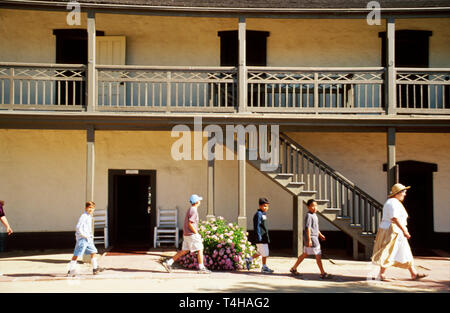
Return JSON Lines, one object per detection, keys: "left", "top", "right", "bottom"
{"left": 0, "top": 0, "right": 449, "bottom": 258}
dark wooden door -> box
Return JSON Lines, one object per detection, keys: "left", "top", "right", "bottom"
{"left": 109, "top": 170, "right": 156, "bottom": 248}
{"left": 397, "top": 161, "right": 437, "bottom": 254}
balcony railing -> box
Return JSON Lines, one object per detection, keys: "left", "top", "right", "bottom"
{"left": 396, "top": 68, "right": 450, "bottom": 113}
{"left": 0, "top": 62, "right": 86, "bottom": 110}
{"left": 247, "top": 67, "right": 385, "bottom": 113}
{"left": 1, "top": 62, "right": 449, "bottom": 115}
{"left": 96, "top": 65, "right": 237, "bottom": 112}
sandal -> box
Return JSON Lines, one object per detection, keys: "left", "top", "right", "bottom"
{"left": 290, "top": 268, "right": 301, "bottom": 276}
{"left": 320, "top": 273, "right": 333, "bottom": 280}
{"left": 378, "top": 275, "right": 388, "bottom": 281}
{"left": 412, "top": 273, "right": 427, "bottom": 280}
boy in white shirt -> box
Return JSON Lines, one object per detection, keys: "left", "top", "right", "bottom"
{"left": 67, "top": 201, "right": 104, "bottom": 276}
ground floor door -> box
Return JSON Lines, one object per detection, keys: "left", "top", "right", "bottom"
{"left": 108, "top": 170, "right": 156, "bottom": 249}
{"left": 397, "top": 161, "right": 437, "bottom": 255}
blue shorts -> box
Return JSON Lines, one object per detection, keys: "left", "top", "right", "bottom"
{"left": 73, "top": 238, "right": 98, "bottom": 257}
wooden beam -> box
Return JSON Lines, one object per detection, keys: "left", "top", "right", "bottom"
{"left": 353, "top": 237, "right": 359, "bottom": 260}
{"left": 293, "top": 196, "right": 304, "bottom": 257}
{"left": 387, "top": 127, "right": 396, "bottom": 193}
{"left": 86, "top": 125, "right": 95, "bottom": 202}
{"left": 237, "top": 139, "right": 247, "bottom": 229}
{"left": 87, "top": 10, "right": 96, "bottom": 112}
{"left": 386, "top": 18, "right": 396, "bottom": 115}
{"left": 206, "top": 142, "right": 215, "bottom": 221}
{"left": 238, "top": 16, "right": 247, "bottom": 113}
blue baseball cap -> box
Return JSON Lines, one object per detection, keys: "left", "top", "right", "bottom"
{"left": 189, "top": 194, "right": 203, "bottom": 204}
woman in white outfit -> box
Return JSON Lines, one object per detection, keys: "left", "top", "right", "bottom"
{"left": 371, "top": 183, "right": 427, "bottom": 281}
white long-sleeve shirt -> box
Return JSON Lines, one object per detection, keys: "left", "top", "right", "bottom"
{"left": 75, "top": 212, "right": 93, "bottom": 241}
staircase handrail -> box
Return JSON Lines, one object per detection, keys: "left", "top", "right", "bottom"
{"left": 280, "top": 132, "right": 384, "bottom": 214}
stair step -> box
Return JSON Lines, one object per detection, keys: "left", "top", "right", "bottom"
{"left": 336, "top": 215, "right": 352, "bottom": 220}
{"left": 287, "top": 182, "right": 305, "bottom": 186}
{"left": 269, "top": 173, "right": 294, "bottom": 186}
{"left": 285, "top": 182, "right": 305, "bottom": 194}
{"left": 322, "top": 207, "right": 341, "bottom": 213}
{"left": 314, "top": 199, "right": 329, "bottom": 204}
{"left": 268, "top": 172, "right": 293, "bottom": 177}
{"left": 299, "top": 190, "right": 316, "bottom": 196}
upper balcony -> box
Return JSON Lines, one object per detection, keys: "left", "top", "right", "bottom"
{"left": 0, "top": 62, "right": 449, "bottom": 116}
{"left": 1, "top": 6, "right": 450, "bottom": 122}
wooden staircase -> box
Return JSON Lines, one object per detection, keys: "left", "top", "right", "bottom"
{"left": 246, "top": 132, "right": 383, "bottom": 260}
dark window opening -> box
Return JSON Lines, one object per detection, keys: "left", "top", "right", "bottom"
{"left": 379, "top": 30, "right": 433, "bottom": 108}
{"left": 218, "top": 30, "right": 269, "bottom": 107}
{"left": 53, "top": 29, "right": 104, "bottom": 106}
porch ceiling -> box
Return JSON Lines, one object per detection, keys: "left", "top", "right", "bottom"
{"left": 1, "top": 111, "right": 450, "bottom": 133}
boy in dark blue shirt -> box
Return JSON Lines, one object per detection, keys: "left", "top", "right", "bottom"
{"left": 246, "top": 197, "right": 274, "bottom": 273}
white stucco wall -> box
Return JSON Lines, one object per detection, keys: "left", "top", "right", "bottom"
{"left": 0, "top": 129, "right": 293, "bottom": 233}
{"left": 1, "top": 129, "right": 448, "bottom": 235}
{"left": 0, "top": 129, "right": 86, "bottom": 232}
{"left": 1, "top": 9, "right": 449, "bottom": 67}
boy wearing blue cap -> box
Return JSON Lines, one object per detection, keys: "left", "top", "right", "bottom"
{"left": 162, "top": 194, "right": 210, "bottom": 274}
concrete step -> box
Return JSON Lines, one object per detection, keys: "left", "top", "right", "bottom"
{"left": 321, "top": 207, "right": 341, "bottom": 214}
{"left": 270, "top": 173, "right": 294, "bottom": 186}
{"left": 298, "top": 190, "right": 316, "bottom": 197}
{"left": 285, "top": 181, "right": 306, "bottom": 194}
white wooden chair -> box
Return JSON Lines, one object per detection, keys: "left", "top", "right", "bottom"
{"left": 153, "top": 208, "right": 179, "bottom": 248}
{"left": 93, "top": 209, "right": 109, "bottom": 249}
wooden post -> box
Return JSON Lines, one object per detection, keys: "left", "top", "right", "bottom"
{"left": 206, "top": 142, "right": 215, "bottom": 221}
{"left": 84, "top": 125, "right": 95, "bottom": 264}
{"left": 386, "top": 18, "right": 396, "bottom": 115}
{"left": 238, "top": 16, "right": 247, "bottom": 113}
{"left": 166, "top": 71, "right": 171, "bottom": 113}
{"left": 353, "top": 238, "right": 359, "bottom": 260}
{"left": 387, "top": 127, "right": 396, "bottom": 194}
{"left": 87, "top": 10, "right": 96, "bottom": 112}
{"left": 86, "top": 125, "right": 95, "bottom": 202}
{"left": 313, "top": 72, "right": 319, "bottom": 112}
{"left": 293, "top": 196, "right": 304, "bottom": 257}
{"left": 9, "top": 68, "right": 14, "bottom": 106}
{"left": 237, "top": 139, "right": 247, "bottom": 229}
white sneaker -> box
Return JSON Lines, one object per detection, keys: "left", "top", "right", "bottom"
{"left": 161, "top": 260, "right": 172, "bottom": 273}
{"left": 198, "top": 267, "right": 211, "bottom": 274}
{"left": 66, "top": 269, "right": 76, "bottom": 277}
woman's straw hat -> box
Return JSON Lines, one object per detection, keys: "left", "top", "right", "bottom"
{"left": 388, "top": 183, "right": 411, "bottom": 197}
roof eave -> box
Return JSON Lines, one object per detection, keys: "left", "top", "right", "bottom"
{"left": 2, "top": 0, "right": 450, "bottom": 16}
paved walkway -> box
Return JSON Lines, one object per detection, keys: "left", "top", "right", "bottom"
{"left": 0, "top": 248, "right": 449, "bottom": 293}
